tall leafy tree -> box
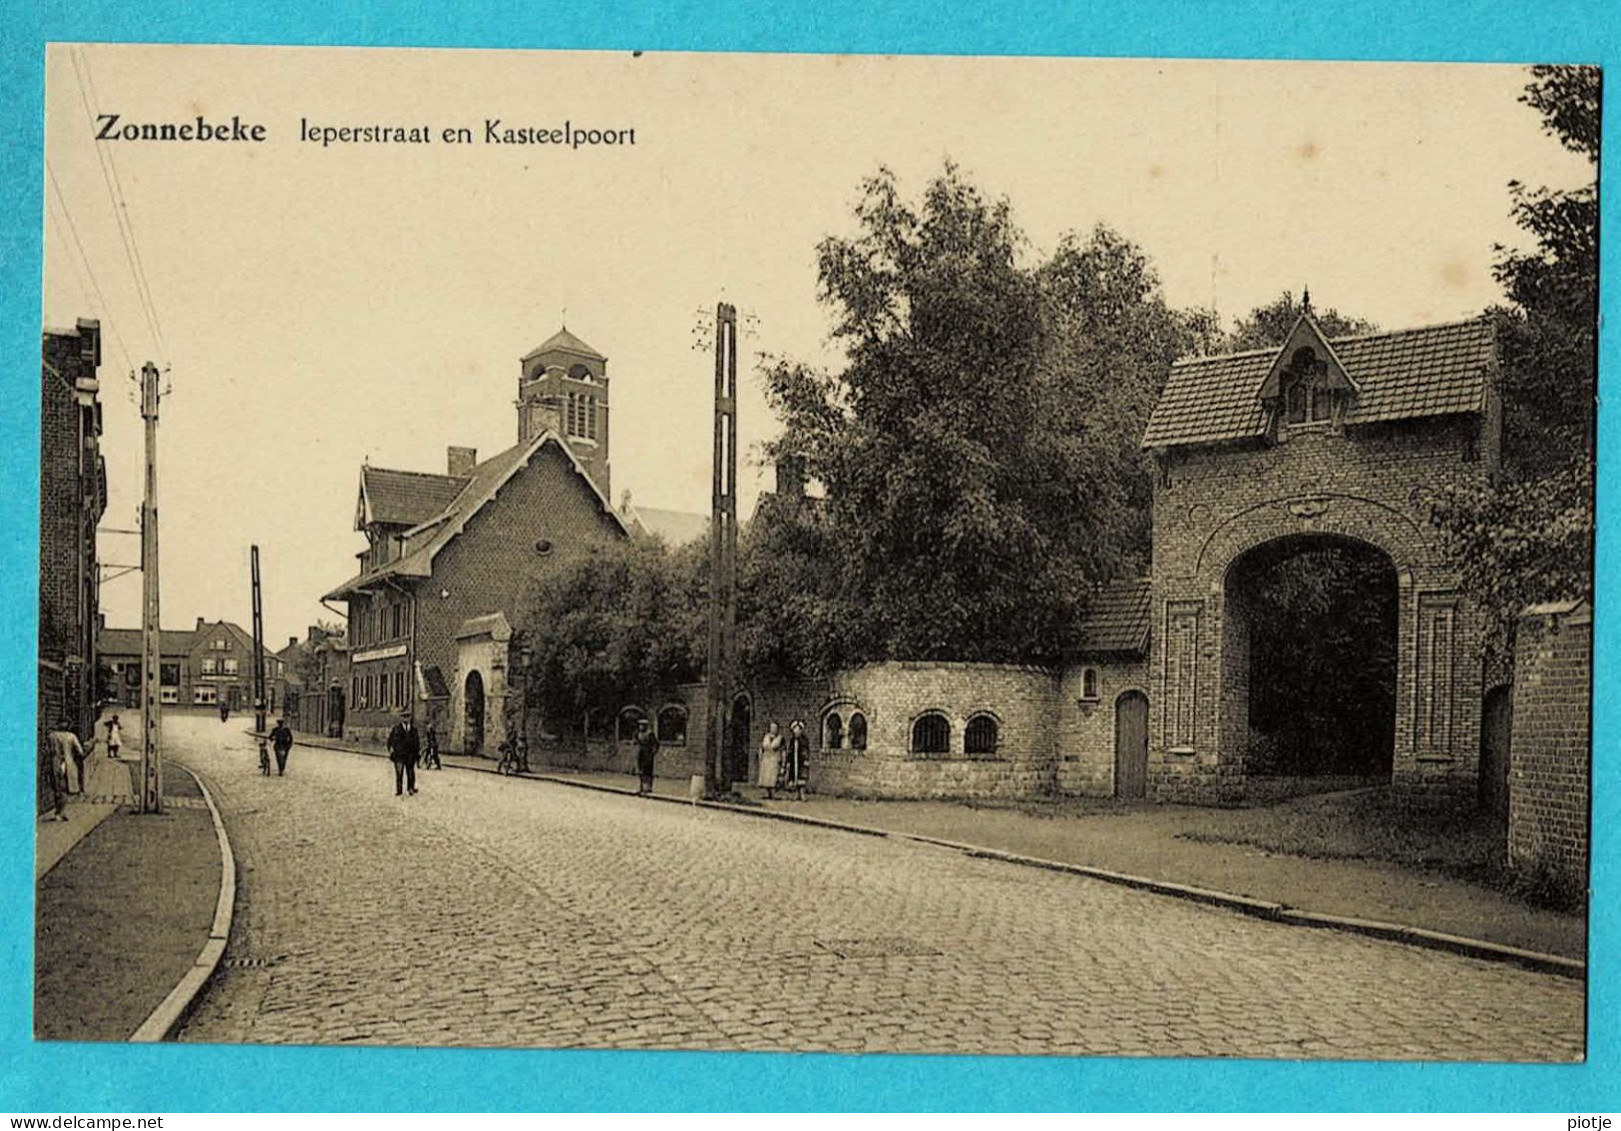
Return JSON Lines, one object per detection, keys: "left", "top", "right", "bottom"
{"left": 759, "top": 166, "right": 1193, "bottom": 667}
{"left": 1431, "top": 65, "right": 1598, "bottom": 631}
{"left": 517, "top": 537, "right": 706, "bottom": 729}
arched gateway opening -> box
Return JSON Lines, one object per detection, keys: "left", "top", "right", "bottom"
{"left": 1222, "top": 534, "right": 1399, "bottom": 787}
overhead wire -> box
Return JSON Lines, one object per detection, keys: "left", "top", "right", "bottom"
{"left": 75, "top": 46, "right": 167, "bottom": 360}
{"left": 65, "top": 46, "right": 167, "bottom": 364}
{"left": 46, "top": 161, "right": 136, "bottom": 379}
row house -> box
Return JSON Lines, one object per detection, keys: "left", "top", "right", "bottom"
{"left": 39, "top": 319, "right": 106, "bottom": 810}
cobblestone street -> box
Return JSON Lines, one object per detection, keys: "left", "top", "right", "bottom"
{"left": 171, "top": 716, "right": 1583, "bottom": 1059}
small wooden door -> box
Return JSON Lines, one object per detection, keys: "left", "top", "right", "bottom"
{"left": 464, "top": 671, "right": 486, "bottom": 755}
{"left": 1479, "top": 685, "right": 1513, "bottom": 817}
{"left": 1115, "top": 690, "right": 1149, "bottom": 799}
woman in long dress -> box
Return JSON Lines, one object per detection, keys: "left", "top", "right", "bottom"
{"left": 757, "top": 721, "right": 784, "bottom": 800}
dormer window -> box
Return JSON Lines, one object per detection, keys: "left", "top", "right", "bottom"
{"left": 1282, "top": 347, "right": 1335, "bottom": 426}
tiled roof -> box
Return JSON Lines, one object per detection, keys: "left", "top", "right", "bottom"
{"left": 628, "top": 504, "right": 709, "bottom": 547}
{"left": 194, "top": 620, "right": 282, "bottom": 661}
{"left": 362, "top": 466, "right": 469, "bottom": 528}
{"left": 1142, "top": 317, "right": 1494, "bottom": 449}
{"left": 522, "top": 326, "right": 606, "bottom": 363}
{"left": 1075, "top": 578, "right": 1152, "bottom": 656}
{"left": 325, "top": 432, "right": 629, "bottom": 601}
{"left": 98, "top": 627, "right": 195, "bottom": 658}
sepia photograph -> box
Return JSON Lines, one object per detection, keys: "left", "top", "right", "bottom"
{"left": 31, "top": 42, "right": 1595, "bottom": 1071}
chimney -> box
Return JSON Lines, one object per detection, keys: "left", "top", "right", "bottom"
{"left": 775, "top": 455, "right": 807, "bottom": 498}
{"left": 196, "top": 616, "right": 206, "bottom": 632}
{"left": 447, "top": 446, "right": 477, "bottom": 478}
{"left": 289, "top": 636, "right": 299, "bottom": 649}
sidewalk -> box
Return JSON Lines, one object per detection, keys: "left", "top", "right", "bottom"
{"left": 292, "top": 730, "right": 1586, "bottom": 966}
{"left": 34, "top": 764, "right": 222, "bottom": 1042}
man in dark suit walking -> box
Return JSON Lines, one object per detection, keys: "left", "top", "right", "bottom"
{"left": 269, "top": 718, "right": 294, "bottom": 776}
{"left": 388, "top": 711, "right": 421, "bottom": 796}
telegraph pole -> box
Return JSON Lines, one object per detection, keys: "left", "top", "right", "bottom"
{"left": 251, "top": 544, "right": 267, "bottom": 736}
{"left": 702, "top": 303, "right": 739, "bottom": 799}
{"left": 137, "top": 362, "right": 163, "bottom": 814}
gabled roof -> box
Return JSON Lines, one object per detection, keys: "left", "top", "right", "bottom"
{"left": 324, "top": 430, "right": 630, "bottom": 601}
{"left": 625, "top": 503, "right": 709, "bottom": 547}
{"left": 191, "top": 620, "right": 282, "bottom": 662}
{"left": 1256, "top": 311, "right": 1359, "bottom": 400}
{"left": 98, "top": 627, "right": 195, "bottom": 659}
{"left": 1075, "top": 578, "right": 1152, "bottom": 656}
{"left": 357, "top": 466, "right": 469, "bottom": 530}
{"left": 1142, "top": 316, "right": 1495, "bottom": 450}
{"left": 521, "top": 327, "right": 606, "bottom": 364}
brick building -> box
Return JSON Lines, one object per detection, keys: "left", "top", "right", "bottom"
{"left": 186, "top": 618, "right": 286, "bottom": 711}
{"left": 39, "top": 320, "right": 106, "bottom": 748}
{"left": 1138, "top": 311, "right": 1499, "bottom": 804}
{"left": 323, "top": 327, "right": 628, "bottom": 752}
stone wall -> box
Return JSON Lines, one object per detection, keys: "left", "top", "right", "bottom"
{"left": 529, "top": 663, "right": 1085, "bottom": 801}
{"left": 1507, "top": 600, "right": 1590, "bottom": 900}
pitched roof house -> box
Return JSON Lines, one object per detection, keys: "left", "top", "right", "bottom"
{"left": 322, "top": 327, "right": 631, "bottom": 753}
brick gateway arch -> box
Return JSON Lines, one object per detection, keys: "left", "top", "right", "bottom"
{"left": 1139, "top": 309, "right": 1500, "bottom": 805}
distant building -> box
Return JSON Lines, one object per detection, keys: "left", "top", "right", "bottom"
{"left": 621, "top": 493, "right": 708, "bottom": 547}
{"left": 97, "top": 618, "right": 285, "bottom": 712}
{"left": 186, "top": 618, "right": 286, "bottom": 712}
{"left": 98, "top": 626, "right": 193, "bottom": 707}
{"left": 39, "top": 319, "right": 106, "bottom": 747}
{"left": 323, "top": 327, "right": 629, "bottom": 753}
{"left": 276, "top": 624, "right": 349, "bottom": 736}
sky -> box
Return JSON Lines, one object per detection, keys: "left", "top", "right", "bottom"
{"left": 40, "top": 45, "right": 1594, "bottom": 649}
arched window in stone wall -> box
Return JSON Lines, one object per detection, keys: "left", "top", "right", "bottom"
{"left": 657, "top": 704, "right": 688, "bottom": 745}
{"left": 1080, "top": 668, "right": 1100, "bottom": 701}
{"left": 848, "top": 712, "right": 868, "bottom": 751}
{"left": 964, "top": 713, "right": 1000, "bottom": 756}
{"left": 616, "top": 706, "right": 646, "bottom": 742}
{"left": 823, "top": 711, "right": 844, "bottom": 750}
{"left": 911, "top": 711, "right": 951, "bottom": 756}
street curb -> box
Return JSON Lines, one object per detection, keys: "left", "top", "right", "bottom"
{"left": 129, "top": 764, "right": 237, "bottom": 1042}
{"left": 294, "top": 734, "right": 1585, "bottom": 980}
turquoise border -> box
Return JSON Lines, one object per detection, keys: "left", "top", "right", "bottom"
{"left": 2, "top": 0, "right": 1615, "bottom": 1113}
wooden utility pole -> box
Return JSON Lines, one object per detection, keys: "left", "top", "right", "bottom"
{"left": 702, "top": 302, "right": 739, "bottom": 799}
{"left": 251, "top": 544, "right": 267, "bottom": 736}
{"left": 137, "top": 362, "right": 163, "bottom": 814}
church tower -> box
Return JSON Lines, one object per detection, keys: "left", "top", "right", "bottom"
{"left": 517, "top": 327, "right": 611, "bottom": 496}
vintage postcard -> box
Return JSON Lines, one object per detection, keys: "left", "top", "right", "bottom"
{"left": 34, "top": 44, "right": 1594, "bottom": 1063}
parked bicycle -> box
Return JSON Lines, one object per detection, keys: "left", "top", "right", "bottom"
{"left": 495, "top": 733, "right": 530, "bottom": 776}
